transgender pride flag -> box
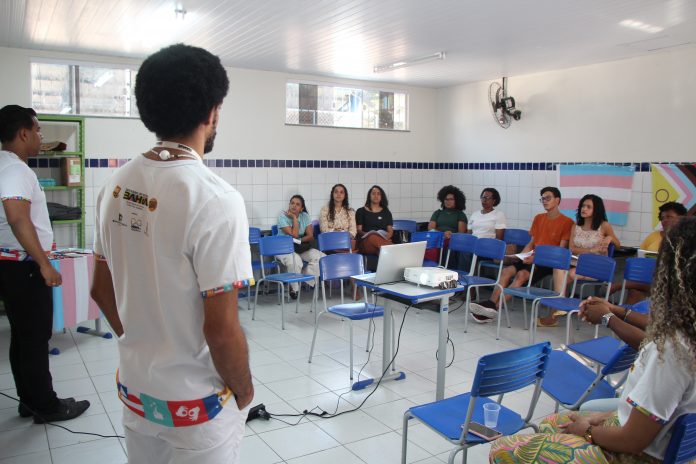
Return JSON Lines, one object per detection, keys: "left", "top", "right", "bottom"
{"left": 558, "top": 164, "right": 635, "bottom": 226}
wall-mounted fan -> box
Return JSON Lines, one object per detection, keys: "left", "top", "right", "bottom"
{"left": 489, "top": 77, "right": 522, "bottom": 129}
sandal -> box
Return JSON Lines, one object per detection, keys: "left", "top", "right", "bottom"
{"left": 537, "top": 317, "right": 558, "bottom": 328}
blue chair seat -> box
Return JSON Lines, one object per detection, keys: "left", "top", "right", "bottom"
{"left": 504, "top": 287, "right": 559, "bottom": 299}
{"left": 328, "top": 303, "right": 384, "bottom": 321}
{"left": 542, "top": 350, "right": 617, "bottom": 405}
{"left": 409, "top": 394, "right": 524, "bottom": 443}
{"left": 460, "top": 274, "right": 496, "bottom": 286}
{"left": 265, "top": 272, "right": 316, "bottom": 284}
{"left": 567, "top": 337, "right": 622, "bottom": 366}
{"left": 252, "top": 261, "right": 278, "bottom": 271}
{"left": 539, "top": 297, "right": 583, "bottom": 312}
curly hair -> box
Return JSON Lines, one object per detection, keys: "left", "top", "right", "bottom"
{"left": 644, "top": 216, "right": 696, "bottom": 373}
{"left": 364, "top": 185, "right": 388, "bottom": 210}
{"left": 135, "top": 44, "right": 229, "bottom": 140}
{"left": 480, "top": 187, "right": 501, "bottom": 207}
{"left": 576, "top": 194, "right": 608, "bottom": 230}
{"left": 328, "top": 184, "right": 350, "bottom": 223}
{"left": 437, "top": 185, "right": 466, "bottom": 211}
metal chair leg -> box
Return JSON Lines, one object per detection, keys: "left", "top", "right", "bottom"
{"left": 349, "top": 320, "right": 354, "bottom": 380}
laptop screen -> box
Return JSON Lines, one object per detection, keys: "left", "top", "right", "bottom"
{"left": 368, "top": 241, "right": 427, "bottom": 284}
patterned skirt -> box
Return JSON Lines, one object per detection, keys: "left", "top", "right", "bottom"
{"left": 489, "top": 411, "right": 663, "bottom": 464}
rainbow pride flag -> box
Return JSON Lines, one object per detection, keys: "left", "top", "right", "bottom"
{"left": 651, "top": 163, "right": 696, "bottom": 228}
{"left": 558, "top": 164, "right": 635, "bottom": 226}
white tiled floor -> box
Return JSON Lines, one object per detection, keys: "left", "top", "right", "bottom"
{"left": 0, "top": 287, "right": 609, "bottom": 463}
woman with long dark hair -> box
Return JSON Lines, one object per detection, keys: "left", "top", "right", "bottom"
{"left": 319, "top": 183, "right": 357, "bottom": 250}
{"left": 356, "top": 185, "right": 394, "bottom": 255}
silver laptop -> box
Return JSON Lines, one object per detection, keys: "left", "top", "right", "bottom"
{"left": 359, "top": 241, "right": 427, "bottom": 285}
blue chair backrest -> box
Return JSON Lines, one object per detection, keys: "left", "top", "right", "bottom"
{"left": 448, "top": 233, "right": 477, "bottom": 254}
{"left": 575, "top": 254, "right": 616, "bottom": 283}
{"left": 533, "top": 245, "right": 572, "bottom": 271}
{"left": 249, "top": 227, "right": 262, "bottom": 244}
{"left": 624, "top": 257, "right": 656, "bottom": 284}
{"left": 607, "top": 242, "right": 616, "bottom": 258}
{"left": 470, "top": 342, "right": 551, "bottom": 398}
{"left": 601, "top": 344, "right": 638, "bottom": 376}
{"left": 411, "top": 231, "right": 444, "bottom": 250}
{"left": 259, "top": 235, "right": 294, "bottom": 257}
{"left": 663, "top": 414, "right": 696, "bottom": 464}
{"left": 313, "top": 222, "right": 320, "bottom": 239}
{"left": 630, "top": 299, "right": 650, "bottom": 314}
{"left": 318, "top": 231, "right": 352, "bottom": 252}
{"left": 271, "top": 225, "right": 279, "bottom": 236}
{"left": 504, "top": 228, "right": 531, "bottom": 247}
{"left": 393, "top": 220, "right": 417, "bottom": 233}
{"left": 474, "top": 238, "right": 506, "bottom": 261}
{"left": 319, "top": 253, "right": 364, "bottom": 282}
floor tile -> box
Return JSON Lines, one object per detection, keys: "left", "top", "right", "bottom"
{"left": 258, "top": 422, "right": 341, "bottom": 460}
{"left": 50, "top": 437, "right": 127, "bottom": 464}
{"left": 314, "top": 409, "right": 391, "bottom": 444}
{"left": 285, "top": 445, "right": 365, "bottom": 463}
{"left": 239, "top": 435, "right": 283, "bottom": 464}
{"left": 0, "top": 450, "right": 52, "bottom": 464}
{"left": 46, "top": 412, "right": 117, "bottom": 448}
{"left": 0, "top": 426, "right": 49, "bottom": 459}
{"left": 345, "top": 431, "right": 430, "bottom": 464}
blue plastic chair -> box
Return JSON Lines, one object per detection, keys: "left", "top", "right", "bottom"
{"left": 567, "top": 299, "right": 649, "bottom": 366}
{"left": 664, "top": 414, "right": 696, "bottom": 464}
{"left": 444, "top": 233, "right": 477, "bottom": 273}
{"left": 308, "top": 253, "right": 387, "bottom": 381}
{"left": 252, "top": 235, "right": 317, "bottom": 329}
{"left": 538, "top": 254, "right": 616, "bottom": 345}
{"left": 617, "top": 257, "right": 656, "bottom": 305}
{"left": 460, "top": 238, "right": 510, "bottom": 338}
{"left": 411, "top": 230, "right": 445, "bottom": 266}
{"left": 540, "top": 344, "right": 638, "bottom": 412}
{"left": 247, "top": 227, "right": 279, "bottom": 311}
{"left": 317, "top": 231, "right": 352, "bottom": 253}
{"left": 392, "top": 219, "right": 417, "bottom": 233}
{"left": 401, "top": 342, "right": 552, "bottom": 464}
{"left": 478, "top": 228, "right": 531, "bottom": 275}
{"left": 502, "top": 245, "right": 572, "bottom": 343}
{"left": 312, "top": 221, "right": 320, "bottom": 241}
{"left": 270, "top": 224, "right": 279, "bottom": 236}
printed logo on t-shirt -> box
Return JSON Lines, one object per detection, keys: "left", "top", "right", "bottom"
{"left": 111, "top": 212, "right": 127, "bottom": 227}
{"left": 122, "top": 188, "right": 148, "bottom": 210}
{"left": 130, "top": 216, "right": 143, "bottom": 232}
{"left": 112, "top": 185, "right": 121, "bottom": 198}
{"left": 148, "top": 198, "right": 158, "bottom": 212}
{"left": 140, "top": 394, "right": 174, "bottom": 427}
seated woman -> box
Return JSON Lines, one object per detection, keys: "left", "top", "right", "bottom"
{"left": 468, "top": 187, "right": 506, "bottom": 239}
{"left": 276, "top": 195, "right": 324, "bottom": 299}
{"left": 539, "top": 194, "right": 620, "bottom": 327}
{"left": 611, "top": 201, "right": 687, "bottom": 305}
{"left": 356, "top": 185, "right": 393, "bottom": 256}
{"left": 490, "top": 216, "right": 696, "bottom": 464}
{"left": 319, "top": 183, "right": 357, "bottom": 251}
{"left": 427, "top": 185, "right": 467, "bottom": 265}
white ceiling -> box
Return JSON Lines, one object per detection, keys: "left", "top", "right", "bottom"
{"left": 1, "top": 0, "right": 695, "bottom": 88}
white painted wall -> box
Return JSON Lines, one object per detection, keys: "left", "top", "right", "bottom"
{"left": 0, "top": 46, "right": 441, "bottom": 161}
{"left": 439, "top": 47, "right": 696, "bottom": 163}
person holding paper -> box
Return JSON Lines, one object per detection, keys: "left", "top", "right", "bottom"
{"left": 276, "top": 194, "right": 324, "bottom": 299}
{"left": 356, "top": 185, "right": 393, "bottom": 255}
{"left": 469, "top": 187, "right": 573, "bottom": 323}
{"left": 319, "top": 183, "right": 357, "bottom": 251}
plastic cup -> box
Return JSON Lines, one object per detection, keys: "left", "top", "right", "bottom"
{"left": 483, "top": 402, "right": 501, "bottom": 428}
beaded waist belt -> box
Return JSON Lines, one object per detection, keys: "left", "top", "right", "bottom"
{"left": 116, "top": 370, "right": 232, "bottom": 427}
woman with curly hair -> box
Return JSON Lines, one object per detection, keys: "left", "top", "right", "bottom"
{"left": 426, "top": 185, "right": 467, "bottom": 264}
{"left": 490, "top": 216, "right": 696, "bottom": 464}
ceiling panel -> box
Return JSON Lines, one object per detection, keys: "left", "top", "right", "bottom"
{"left": 1, "top": 0, "right": 695, "bottom": 87}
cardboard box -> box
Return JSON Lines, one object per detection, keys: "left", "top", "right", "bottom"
{"left": 60, "top": 157, "right": 82, "bottom": 186}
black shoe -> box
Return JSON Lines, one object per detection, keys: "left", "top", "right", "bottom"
{"left": 19, "top": 397, "right": 75, "bottom": 418}
{"left": 289, "top": 289, "right": 298, "bottom": 300}
{"left": 34, "top": 398, "right": 90, "bottom": 424}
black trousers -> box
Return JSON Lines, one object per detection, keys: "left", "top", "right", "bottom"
{"left": 0, "top": 260, "right": 59, "bottom": 412}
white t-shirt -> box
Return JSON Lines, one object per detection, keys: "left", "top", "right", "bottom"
{"left": 618, "top": 338, "right": 696, "bottom": 459}
{"left": 94, "top": 155, "right": 252, "bottom": 401}
{"left": 0, "top": 150, "right": 53, "bottom": 252}
{"left": 468, "top": 209, "right": 507, "bottom": 239}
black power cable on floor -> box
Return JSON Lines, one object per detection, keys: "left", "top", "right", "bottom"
{"left": 0, "top": 391, "right": 125, "bottom": 439}
{"left": 268, "top": 304, "right": 414, "bottom": 425}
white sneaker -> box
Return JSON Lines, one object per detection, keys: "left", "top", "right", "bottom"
{"left": 470, "top": 313, "right": 493, "bottom": 324}
{"left": 469, "top": 302, "right": 499, "bottom": 318}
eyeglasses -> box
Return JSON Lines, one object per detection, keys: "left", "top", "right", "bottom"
{"left": 480, "top": 196, "right": 494, "bottom": 201}
{"left": 444, "top": 197, "right": 455, "bottom": 201}
{"left": 539, "top": 196, "right": 555, "bottom": 203}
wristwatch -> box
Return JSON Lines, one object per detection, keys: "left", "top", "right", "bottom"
{"left": 601, "top": 313, "right": 614, "bottom": 327}
{"left": 583, "top": 425, "right": 594, "bottom": 443}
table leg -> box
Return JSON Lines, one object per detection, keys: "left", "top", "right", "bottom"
{"left": 76, "top": 318, "right": 113, "bottom": 339}
{"left": 436, "top": 295, "right": 449, "bottom": 400}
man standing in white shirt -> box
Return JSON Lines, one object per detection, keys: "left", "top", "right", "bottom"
{"left": 0, "top": 105, "right": 90, "bottom": 422}
{"left": 90, "top": 44, "right": 254, "bottom": 463}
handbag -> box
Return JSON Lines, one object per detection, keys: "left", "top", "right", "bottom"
{"left": 293, "top": 241, "right": 313, "bottom": 254}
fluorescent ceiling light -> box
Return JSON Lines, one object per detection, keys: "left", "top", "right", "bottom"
{"left": 620, "top": 19, "right": 663, "bottom": 34}
{"left": 374, "top": 52, "right": 445, "bottom": 73}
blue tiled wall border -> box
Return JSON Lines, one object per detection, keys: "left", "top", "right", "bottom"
{"left": 30, "top": 159, "right": 689, "bottom": 173}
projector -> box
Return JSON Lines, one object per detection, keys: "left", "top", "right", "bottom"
{"left": 404, "top": 267, "right": 459, "bottom": 289}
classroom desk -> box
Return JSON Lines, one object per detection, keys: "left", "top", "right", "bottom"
{"left": 352, "top": 275, "right": 467, "bottom": 401}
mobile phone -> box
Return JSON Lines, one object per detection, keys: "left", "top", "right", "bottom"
{"left": 464, "top": 421, "right": 502, "bottom": 441}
